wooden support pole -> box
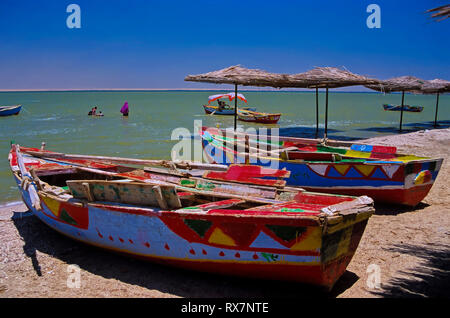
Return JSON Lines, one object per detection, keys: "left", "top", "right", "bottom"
{"left": 233, "top": 84, "right": 238, "bottom": 161}
{"left": 399, "top": 90, "right": 405, "bottom": 132}
{"left": 315, "top": 86, "right": 319, "bottom": 138}
{"left": 244, "top": 134, "right": 249, "bottom": 164}
{"left": 234, "top": 84, "right": 238, "bottom": 131}
{"left": 434, "top": 92, "right": 440, "bottom": 127}
{"left": 324, "top": 86, "right": 329, "bottom": 139}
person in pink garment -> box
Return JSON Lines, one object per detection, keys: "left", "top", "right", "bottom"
{"left": 120, "top": 101, "right": 129, "bottom": 116}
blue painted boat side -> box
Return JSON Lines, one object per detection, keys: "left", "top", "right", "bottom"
{"left": 0, "top": 105, "right": 22, "bottom": 116}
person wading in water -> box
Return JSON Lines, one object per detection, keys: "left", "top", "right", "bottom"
{"left": 120, "top": 101, "right": 129, "bottom": 117}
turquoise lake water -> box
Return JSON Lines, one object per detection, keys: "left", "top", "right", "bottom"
{"left": 1, "top": 90, "right": 448, "bottom": 203}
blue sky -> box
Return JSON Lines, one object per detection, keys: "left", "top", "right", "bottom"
{"left": 0, "top": 0, "right": 449, "bottom": 90}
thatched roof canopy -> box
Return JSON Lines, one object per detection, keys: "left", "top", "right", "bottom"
{"left": 420, "top": 79, "right": 450, "bottom": 94}
{"left": 184, "top": 65, "right": 292, "bottom": 88}
{"left": 426, "top": 4, "right": 450, "bottom": 21}
{"left": 185, "top": 65, "right": 380, "bottom": 89}
{"left": 365, "top": 76, "right": 426, "bottom": 93}
{"left": 289, "top": 67, "right": 380, "bottom": 88}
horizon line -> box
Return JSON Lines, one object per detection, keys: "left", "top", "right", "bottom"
{"left": 0, "top": 87, "right": 392, "bottom": 93}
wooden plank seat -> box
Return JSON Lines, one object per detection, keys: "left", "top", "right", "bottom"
{"left": 66, "top": 180, "right": 182, "bottom": 209}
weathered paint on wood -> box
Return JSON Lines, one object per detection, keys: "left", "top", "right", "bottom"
{"left": 203, "top": 164, "right": 290, "bottom": 188}
{"left": 23, "top": 149, "right": 228, "bottom": 171}
{"left": 67, "top": 180, "right": 182, "bottom": 209}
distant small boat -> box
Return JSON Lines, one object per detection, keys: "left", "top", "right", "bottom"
{"left": 383, "top": 104, "right": 423, "bottom": 112}
{"left": 0, "top": 105, "right": 22, "bottom": 116}
{"left": 237, "top": 109, "right": 281, "bottom": 124}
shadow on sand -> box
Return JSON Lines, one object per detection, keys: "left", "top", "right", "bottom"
{"left": 355, "top": 120, "right": 450, "bottom": 135}
{"left": 373, "top": 202, "right": 430, "bottom": 216}
{"left": 11, "top": 210, "right": 358, "bottom": 298}
{"left": 371, "top": 243, "right": 450, "bottom": 298}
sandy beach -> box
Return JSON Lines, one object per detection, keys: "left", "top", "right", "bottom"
{"left": 0, "top": 128, "right": 449, "bottom": 298}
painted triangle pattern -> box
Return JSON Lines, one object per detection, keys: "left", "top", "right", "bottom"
{"left": 265, "top": 225, "right": 308, "bottom": 247}
{"left": 344, "top": 167, "right": 365, "bottom": 178}
{"left": 334, "top": 165, "right": 350, "bottom": 175}
{"left": 370, "top": 168, "right": 388, "bottom": 179}
{"left": 249, "top": 231, "right": 289, "bottom": 249}
{"left": 381, "top": 165, "right": 400, "bottom": 179}
{"left": 308, "top": 164, "right": 328, "bottom": 176}
{"left": 184, "top": 219, "right": 213, "bottom": 238}
{"left": 355, "top": 165, "right": 376, "bottom": 177}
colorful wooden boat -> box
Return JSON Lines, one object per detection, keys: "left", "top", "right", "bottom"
{"left": 9, "top": 144, "right": 374, "bottom": 290}
{"left": 203, "top": 105, "right": 256, "bottom": 115}
{"left": 237, "top": 109, "right": 281, "bottom": 124}
{"left": 0, "top": 105, "right": 22, "bottom": 116}
{"left": 200, "top": 127, "right": 443, "bottom": 206}
{"left": 383, "top": 104, "right": 423, "bottom": 112}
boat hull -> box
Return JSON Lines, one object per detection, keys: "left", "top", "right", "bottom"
{"left": 203, "top": 105, "right": 256, "bottom": 115}
{"left": 238, "top": 114, "right": 281, "bottom": 124}
{"left": 12, "top": 172, "right": 371, "bottom": 290}
{"left": 237, "top": 110, "right": 281, "bottom": 124}
{"left": 0, "top": 105, "right": 22, "bottom": 116}
{"left": 299, "top": 184, "right": 433, "bottom": 207}
{"left": 201, "top": 129, "right": 443, "bottom": 206}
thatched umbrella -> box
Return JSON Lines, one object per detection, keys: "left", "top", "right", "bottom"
{"left": 426, "top": 4, "right": 450, "bottom": 21}
{"left": 365, "top": 76, "right": 426, "bottom": 131}
{"left": 185, "top": 65, "right": 293, "bottom": 88}
{"left": 421, "top": 79, "right": 450, "bottom": 127}
{"left": 185, "top": 65, "right": 292, "bottom": 130}
{"left": 289, "top": 67, "right": 380, "bottom": 137}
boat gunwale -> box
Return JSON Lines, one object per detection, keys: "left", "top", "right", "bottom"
{"left": 0, "top": 104, "right": 22, "bottom": 109}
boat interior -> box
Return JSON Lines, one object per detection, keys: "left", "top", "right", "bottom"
{"left": 202, "top": 128, "right": 431, "bottom": 163}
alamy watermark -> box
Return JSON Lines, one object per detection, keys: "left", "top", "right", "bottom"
{"left": 64, "top": 4, "right": 380, "bottom": 30}
{"left": 366, "top": 264, "right": 381, "bottom": 289}
{"left": 66, "top": 264, "right": 81, "bottom": 288}
{"left": 66, "top": 4, "right": 81, "bottom": 29}
{"left": 366, "top": 4, "right": 381, "bottom": 29}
